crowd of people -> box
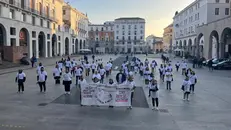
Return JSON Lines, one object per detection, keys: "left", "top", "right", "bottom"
{"left": 15, "top": 54, "right": 198, "bottom": 110}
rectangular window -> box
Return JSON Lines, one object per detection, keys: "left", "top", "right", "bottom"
{"left": 58, "top": 36, "right": 61, "bottom": 41}
{"left": 47, "top": 21, "right": 50, "bottom": 28}
{"left": 9, "top": 9, "right": 14, "bottom": 19}
{"left": 225, "top": 8, "right": 229, "bottom": 15}
{"left": 215, "top": 8, "right": 219, "bottom": 15}
{"left": 63, "top": 10, "right": 66, "bottom": 15}
{"left": 10, "top": 38, "right": 16, "bottom": 46}
{"left": 32, "top": 16, "right": 35, "bottom": 25}
{"left": 10, "top": 27, "right": 16, "bottom": 35}
{"left": 215, "top": 0, "right": 219, "bottom": 3}
{"left": 40, "top": 19, "right": 43, "bottom": 26}
{"left": 47, "top": 34, "right": 50, "bottom": 39}
{"left": 226, "top": 0, "right": 229, "bottom": 3}
{"left": 21, "top": 13, "right": 26, "bottom": 22}
{"left": 32, "top": 31, "right": 36, "bottom": 38}
{"left": 53, "top": 23, "right": 55, "bottom": 29}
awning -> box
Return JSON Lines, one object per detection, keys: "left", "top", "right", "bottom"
{"left": 174, "top": 48, "right": 184, "bottom": 51}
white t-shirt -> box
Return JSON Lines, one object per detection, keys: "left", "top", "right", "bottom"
{"left": 92, "top": 73, "right": 101, "bottom": 80}
{"left": 151, "top": 62, "right": 156, "bottom": 68}
{"left": 105, "top": 64, "right": 111, "bottom": 71}
{"left": 190, "top": 75, "right": 197, "bottom": 84}
{"left": 58, "top": 63, "right": 63, "bottom": 69}
{"left": 38, "top": 71, "right": 47, "bottom": 82}
{"left": 165, "top": 72, "right": 173, "bottom": 81}
{"left": 130, "top": 61, "right": 135, "bottom": 66}
{"left": 149, "top": 84, "right": 159, "bottom": 98}
{"left": 16, "top": 72, "right": 26, "bottom": 80}
{"left": 63, "top": 72, "right": 72, "bottom": 81}
{"left": 100, "top": 69, "right": 106, "bottom": 76}
{"left": 53, "top": 68, "right": 61, "bottom": 77}
{"left": 37, "top": 66, "right": 44, "bottom": 73}
{"left": 65, "top": 61, "right": 72, "bottom": 67}
{"left": 79, "top": 79, "right": 87, "bottom": 85}
{"left": 183, "top": 80, "right": 191, "bottom": 92}
{"left": 181, "top": 63, "right": 187, "bottom": 69}
{"left": 91, "top": 63, "right": 97, "bottom": 69}
{"left": 144, "top": 70, "right": 151, "bottom": 79}
{"left": 168, "top": 66, "right": 173, "bottom": 72}
{"left": 108, "top": 63, "right": 113, "bottom": 69}
{"left": 123, "top": 80, "right": 135, "bottom": 92}
{"left": 75, "top": 68, "right": 83, "bottom": 76}
{"left": 84, "top": 63, "right": 91, "bottom": 69}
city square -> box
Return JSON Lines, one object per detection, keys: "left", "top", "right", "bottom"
{"left": 0, "top": 54, "right": 230, "bottom": 130}
{"left": 1, "top": 0, "right": 231, "bottom": 130}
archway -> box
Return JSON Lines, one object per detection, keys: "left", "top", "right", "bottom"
{"left": 80, "top": 40, "right": 82, "bottom": 49}
{"left": 188, "top": 39, "right": 192, "bottom": 55}
{"left": 75, "top": 39, "right": 78, "bottom": 54}
{"left": 65, "top": 37, "right": 69, "bottom": 55}
{"left": 0, "top": 24, "right": 7, "bottom": 60}
{"left": 38, "top": 31, "right": 46, "bottom": 57}
{"left": 83, "top": 40, "right": 86, "bottom": 49}
{"left": 19, "top": 28, "right": 30, "bottom": 57}
{"left": 179, "top": 40, "right": 183, "bottom": 57}
{"left": 197, "top": 33, "right": 204, "bottom": 58}
{"left": 52, "top": 34, "right": 57, "bottom": 57}
{"left": 220, "top": 28, "right": 231, "bottom": 58}
{"left": 209, "top": 31, "right": 219, "bottom": 59}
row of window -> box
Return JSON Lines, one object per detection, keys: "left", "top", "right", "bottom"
{"left": 116, "top": 30, "right": 143, "bottom": 35}
{"left": 215, "top": 8, "right": 230, "bottom": 15}
{"left": 116, "top": 24, "right": 143, "bottom": 29}
{"left": 215, "top": 0, "right": 230, "bottom": 3}
{"left": 116, "top": 36, "right": 143, "bottom": 40}
{"left": 90, "top": 26, "right": 113, "bottom": 31}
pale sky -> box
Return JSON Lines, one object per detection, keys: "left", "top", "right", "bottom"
{"left": 67, "top": 0, "right": 194, "bottom": 37}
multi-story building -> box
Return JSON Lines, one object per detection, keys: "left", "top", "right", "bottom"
{"left": 146, "top": 35, "right": 163, "bottom": 53}
{"left": 163, "top": 23, "right": 173, "bottom": 53}
{"left": 173, "top": 0, "right": 230, "bottom": 57}
{"left": 114, "top": 17, "right": 147, "bottom": 53}
{"left": 0, "top": 0, "right": 88, "bottom": 63}
{"left": 62, "top": 3, "right": 88, "bottom": 55}
{"left": 88, "top": 21, "right": 114, "bottom": 54}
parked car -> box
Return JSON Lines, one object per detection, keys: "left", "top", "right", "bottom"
{"left": 20, "top": 57, "right": 30, "bottom": 65}
{"left": 212, "top": 60, "right": 231, "bottom": 70}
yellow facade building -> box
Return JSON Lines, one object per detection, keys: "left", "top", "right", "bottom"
{"left": 163, "top": 24, "right": 173, "bottom": 52}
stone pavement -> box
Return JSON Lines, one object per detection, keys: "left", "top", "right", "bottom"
{"left": 0, "top": 54, "right": 231, "bottom": 130}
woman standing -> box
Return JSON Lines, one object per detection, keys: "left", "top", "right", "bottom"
{"left": 165, "top": 69, "right": 173, "bottom": 90}
{"left": 149, "top": 79, "right": 159, "bottom": 110}
{"left": 182, "top": 76, "right": 191, "bottom": 101}
{"left": 63, "top": 69, "right": 72, "bottom": 95}
{"left": 190, "top": 71, "right": 197, "bottom": 93}
{"left": 53, "top": 65, "right": 61, "bottom": 84}
{"left": 124, "top": 72, "right": 135, "bottom": 109}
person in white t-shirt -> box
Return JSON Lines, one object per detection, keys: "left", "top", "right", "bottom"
{"left": 99, "top": 66, "right": 106, "bottom": 83}
{"left": 167, "top": 64, "right": 173, "bottom": 72}
{"left": 37, "top": 67, "right": 47, "bottom": 93}
{"left": 108, "top": 61, "right": 113, "bottom": 75}
{"left": 65, "top": 59, "right": 72, "bottom": 71}
{"left": 175, "top": 61, "right": 180, "bottom": 72}
{"left": 75, "top": 66, "right": 83, "bottom": 85}
{"left": 84, "top": 61, "right": 91, "bottom": 76}
{"left": 91, "top": 61, "right": 97, "bottom": 74}
{"left": 181, "top": 61, "right": 187, "bottom": 75}
{"left": 190, "top": 71, "right": 197, "bottom": 93}
{"left": 105, "top": 62, "right": 111, "bottom": 77}
{"left": 165, "top": 69, "right": 173, "bottom": 90}
{"left": 58, "top": 61, "right": 63, "bottom": 73}
{"left": 36, "top": 63, "right": 44, "bottom": 74}
{"left": 159, "top": 64, "right": 165, "bottom": 82}
{"left": 15, "top": 69, "right": 26, "bottom": 93}
{"left": 92, "top": 71, "right": 101, "bottom": 84}
{"left": 79, "top": 75, "right": 87, "bottom": 106}
{"left": 144, "top": 67, "right": 151, "bottom": 86}
{"left": 150, "top": 61, "right": 157, "bottom": 73}
{"left": 53, "top": 65, "right": 61, "bottom": 84}
{"left": 123, "top": 73, "right": 135, "bottom": 109}
{"left": 182, "top": 76, "right": 191, "bottom": 101}
{"left": 149, "top": 79, "right": 159, "bottom": 110}
{"left": 63, "top": 69, "right": 72, "bottom": 94}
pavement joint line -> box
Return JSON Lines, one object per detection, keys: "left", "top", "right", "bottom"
{"left": 0, "top": 124, "right": 25, "bottom": 128}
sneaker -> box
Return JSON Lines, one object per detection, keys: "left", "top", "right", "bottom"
{"left": 152, "top": 107, "right": 155, "bottom": 110}
{"left": 155, "top": 107, "right": 159, "bottom": 111}
{"left": 183, "top": 98, "right": 186, "bottom": 101}
{"left": 187, "top": 99, "right": 190, "bottom": 101}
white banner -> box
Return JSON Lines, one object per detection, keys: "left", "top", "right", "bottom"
{"left": 81, "top": 84, "right": 131, "bottom": 107}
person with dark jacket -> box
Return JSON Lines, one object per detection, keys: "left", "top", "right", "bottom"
{"left": 116, "top": 70, "right": 126, "bottom": 84}
{"left": 208, "top": 59, "right": 213, "bottom": 71}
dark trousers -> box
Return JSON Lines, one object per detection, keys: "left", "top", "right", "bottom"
{"left": 38, "top": 82, "right": 46, "bottom": 92}
{"left": 182, "top": 69, "right": 186, "bottom": 75}
{"left": 54, "top": 76, "right": 60, "bottom": 84}
{"left": 184, "top": 92, "right": 190, "bottom": 99}
{"left": 190, "top": 84, "right": 195, "bottom": 92}
{"left": 209, "top": 66, "right": 213, "bottom": 71}
{"left": 152, "top": 98, "right": 159, "bottom": 107}
{"left": 131, "top": 66, "right": 134, "bottom": 71}
{"left": 166, "top": 81, "right": 171, "bottom": 90}
{"left": 100, "top": 75, "right": 104, "bottom": 83}
{"left": 176, "top": 67, "right": 179, "bottom": 71}
{"left": 92, "top": 69, "right": 95, "bottom": 74}
{"left": 76, "top": 76, "right": 80, "bottom": 85}
{"left": 64, "top": 84, "right": 71, "bottom": 92}
{"left": 31, "top": 62, "right": 34, "bottom": 67}
{"left": 131, "top": 92, "right": 134, "bottom": 106}
{"left": 18, "top": 82, "right": 24, "bottom": 92}
{"left": 106, "top": 71, "right": 110, "bottom": 77}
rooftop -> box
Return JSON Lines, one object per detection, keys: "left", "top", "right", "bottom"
{"left": 115, "top": 17, "right": 145, "bottom": 21}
